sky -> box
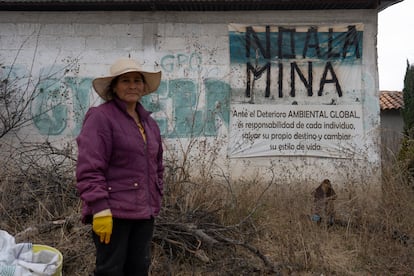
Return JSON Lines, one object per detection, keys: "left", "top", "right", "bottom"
{"left": 378, "top": 0, "right": 414, "bottom": 91}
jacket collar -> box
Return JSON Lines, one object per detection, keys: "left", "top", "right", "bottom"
{"left": 112, "top": 96, "right": 151, "bottom": 120}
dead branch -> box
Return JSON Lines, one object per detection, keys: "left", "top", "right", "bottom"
{"left": 213, "top": 233, "right": 281, "bottom": 274}
{"left": 15, "top": 214, "right": 80, "bottom": 242}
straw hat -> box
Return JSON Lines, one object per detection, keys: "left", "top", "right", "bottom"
{"left": 92, "top": 58, "right": 161, "bottom": 101}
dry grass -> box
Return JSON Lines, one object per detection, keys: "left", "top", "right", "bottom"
{"left": 0, "top": 146, "right": 413, "bottom": 275}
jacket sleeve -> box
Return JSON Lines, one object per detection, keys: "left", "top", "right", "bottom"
{"left": 76, "top": 107, "right": 112, "bottom": 214}
{"left": 157, "top": 138, "right": 164, "bottom": 195}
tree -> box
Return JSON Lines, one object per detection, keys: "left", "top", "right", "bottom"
{"left": 399, "top": 61, "right": 414, "bottom": 185}
{"left": 402, "top": 60, "right": 414, "bottom": 138}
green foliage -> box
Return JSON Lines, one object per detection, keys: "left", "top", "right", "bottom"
{"left": 399, "top": 137, "right": 414, "bottom": 187}
{"left": 399, "top": 61, "right": 414, "bottom": 183}
{"left": 402, "top": 61, "right": 414, "bottom": 137}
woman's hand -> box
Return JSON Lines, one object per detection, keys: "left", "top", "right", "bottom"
{"left": 92, "top": 209, "right": 113, "bottom": 244}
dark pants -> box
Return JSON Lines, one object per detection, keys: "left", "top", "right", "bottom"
{"left": 93, "top": 218, "right": 154, "bottom": 276}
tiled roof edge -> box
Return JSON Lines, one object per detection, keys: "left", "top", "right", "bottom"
{"left": 380, "top": 90, "right": 404, "bottom": 110}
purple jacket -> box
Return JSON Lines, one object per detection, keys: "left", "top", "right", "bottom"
{"left": 76, "top": 97, "right": 164, "bottom": 223}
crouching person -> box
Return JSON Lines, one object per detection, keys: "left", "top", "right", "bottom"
{"left": 311, "top": 179, "right": 337, "bottom": 226}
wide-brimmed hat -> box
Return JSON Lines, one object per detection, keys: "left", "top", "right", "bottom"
{"left": 92, "top": 58, "right": 161, "bottom": 101}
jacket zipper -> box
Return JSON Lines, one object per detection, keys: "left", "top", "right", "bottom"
{"left": 140, "top": 120, "right": 153, "bottom": 217}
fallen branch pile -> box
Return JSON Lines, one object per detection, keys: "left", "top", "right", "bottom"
{"left": 154, "top": 206, "right": 281, "bottom": 275}
{"left": 14, "top": 208, "right": 281, "bottom": 275}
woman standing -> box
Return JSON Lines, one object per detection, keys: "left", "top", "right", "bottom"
{"left": 76, "top": 57, "right": 164, "bottom": 276}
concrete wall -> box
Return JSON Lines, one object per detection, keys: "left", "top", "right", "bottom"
{"left": 0, "top": 10, "right": 381, "bottom": 187}
{"left": 380, "top": 110, "right": 404, "bottom": 162}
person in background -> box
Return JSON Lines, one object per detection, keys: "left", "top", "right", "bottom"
{"left": 76, "top": 57, "right": 164, "bottom": 276}
{"left": 311, "top": 179, "right": 337, "bottom": 226}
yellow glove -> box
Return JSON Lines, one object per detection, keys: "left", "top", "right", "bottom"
{"left": 92, "top": 209, "right": 113, "bottom": 244}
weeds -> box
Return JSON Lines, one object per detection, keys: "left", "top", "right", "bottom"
{"left": 0, "top": 129, "right": 413, "bottom": 275}
{"left": 1, "top": 142, "right": 413, "bottom": 275}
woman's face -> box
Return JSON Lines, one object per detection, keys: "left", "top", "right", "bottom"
{"left": 113, "top": 72, "right": 145, "bottom": 104}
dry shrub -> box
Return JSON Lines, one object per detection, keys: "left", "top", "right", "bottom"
{"left": 0, "top": 141, "right": 94, "bottom": 275}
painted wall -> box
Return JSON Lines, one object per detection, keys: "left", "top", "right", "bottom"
{"left": 0, "top": 10, "right": 381, "bottom": 186}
